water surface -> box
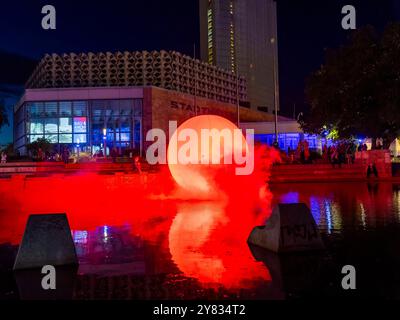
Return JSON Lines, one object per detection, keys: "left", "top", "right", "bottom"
{"left": 1, "top": 176, "right": 399, "bottom": 299}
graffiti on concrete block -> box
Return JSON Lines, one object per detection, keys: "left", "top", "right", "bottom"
{"left": 280, "top": 224, "right": 319, "bottom": 245}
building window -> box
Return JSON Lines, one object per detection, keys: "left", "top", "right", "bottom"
{"left": 73, "top": 101, "right": 87, "bottom": 117}
{"left": 59, "top": 134, "right": 72, "bottom": 143}
{"left": 133, "top": 99, "right": 142, "bottom": 116}
{"left": 120, "top": 132, "right": 130, "bottom": 142}
{"left": 60, "top": 101, "right": 72, "bottom": 116}
{"left": 74, "top": 133, "right": 87, "bottom": 144}
{"left": 133, "top": 119, "right": 141, "bottom": 149}
{"left": 45, "top": 102, "right": 58, "bottom": 117}
{"left": 73, "top": 117, "right": 87, "bottom": 133}
{"left": 30, "top": 120, "right": 44, "bottom": 134}
{"left": 255, "top": 133, "right": 302, "bottom": 151}
{"left": 30, "top": 135, "right": 44, "bottom": 143}
{"left": 120, "top": 100, "right": 132, "bottom": 116}
{"left": 45, "top": 134, "right": 58, "bottom": 143}
{"left": 207, "top": 8, "right": 213, "bottom": 65}
{"left": 28, "top": 102, "right": 44, "bottom": 118}
{"left": 59, "top": 118, "right": 72, "bottom": 133}
{"left": 44, "top": 118, "right": 58, "bottom": 134}
{"left": 304, "top": 134, "right": 319, "bottom": 149}
{"left": 19, "top": 98, "right": 142, "bottom": 155}
{"left": 230, "top": 20, "right": 236, "bottom": 73}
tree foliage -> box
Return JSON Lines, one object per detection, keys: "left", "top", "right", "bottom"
{"left": 26, "top": 137, "right": 52, "bottom": 158}
{"left": 302, "top": 23, "right": 400, "bottom": 147}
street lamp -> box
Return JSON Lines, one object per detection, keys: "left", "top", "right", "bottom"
{"left": 103, "top": 128, "right": 107, "bottom": 157}
{"left": 270, "top": 37, "right": 279, "bottom": 147}
{"left": 76, "top": 138, "right": 80, "bottom": 162}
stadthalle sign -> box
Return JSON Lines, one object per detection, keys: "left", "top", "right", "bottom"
{"left": 170, "top": 100, "right": 234, "bottom": 121}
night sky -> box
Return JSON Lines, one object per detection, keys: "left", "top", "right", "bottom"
{"left": 0, "top": 0, "right": 399, "bottom": 144}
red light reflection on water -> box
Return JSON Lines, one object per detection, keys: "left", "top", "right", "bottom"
{"left": 0, "top": 146, "right": 278, "bottom": 289}
{"left": 169, "top": 202, "right": 270, "bottom": 287}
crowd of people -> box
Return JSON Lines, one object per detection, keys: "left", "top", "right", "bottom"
{"left": 0, "top": 138, "right": 388, "bottom": 175}
{"left": 45, "top": 147, "right": 144, "bottom": 171}
{"left": 286, "top": 140, "right": 310, "bottom": 163}
{"left": 322, "top": 141, "right": 358, "bottom": 167}
{"left": 284, "top": 140, "right": 375, "bottom": 167}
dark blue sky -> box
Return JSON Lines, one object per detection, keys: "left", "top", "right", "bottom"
{"left": 0, "top": 0, "right": 399, "bottom": 144}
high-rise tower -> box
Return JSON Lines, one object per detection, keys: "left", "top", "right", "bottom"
{"left": 200, "top": 0, "right": 279, "bottom": 113}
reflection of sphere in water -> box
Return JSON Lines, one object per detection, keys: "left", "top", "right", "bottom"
{"left": 168, "top": 202, "right": 271, "bottom": 288}
{"left": 167, "top": 115, "right": 248, "bottom": 194}
{"left": 168, "top": 203, "right": 226, "bottom": 283}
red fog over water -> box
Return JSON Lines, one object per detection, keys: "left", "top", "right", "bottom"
{"left": 0, "top": 116, "right": 281, "bottom": 288}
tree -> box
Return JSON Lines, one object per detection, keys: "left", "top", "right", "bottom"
{"left": 1, "top": 143, "right": 14, "bottom": 154}
{"left": 26, "top": 137, "right": 52, "bottom": 159}
{"left": 0, "top": 99, "right": 9, "bottom": 130}
{"left": 301, "top": 23, "right": 400, "bottom": 148}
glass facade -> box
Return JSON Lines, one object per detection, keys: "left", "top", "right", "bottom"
{"left": 15, "top": 99, "right": 143, "bottom": 156}
{"left": 255, "top": 133, "right": 327, "bottom": 152}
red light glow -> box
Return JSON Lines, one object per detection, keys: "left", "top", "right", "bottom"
{"left": 0, "top": 116, "right": 281, "bottom": 289}
{"left": 167, "top": 115, "right": 250, "bottom": 195}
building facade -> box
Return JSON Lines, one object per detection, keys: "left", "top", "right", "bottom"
{"left": 15, "top": 50, "right": 289, "bottom": 157}
{"left": 14, "top": 86, "right": 274, "bottom": 157}
{"left": 26, "top": 50, "right": 246, "bottom": 105}
{"left": 15, "top": 50, "right": 265, "bottom": 156}
{"left": 240, "top": 120, "right": 326, "bottom": 152}
{"left": 199, "top": 0, "right": 279, "bottom": 113}
{"left": 14, "top": 89, "right": 143, "bottom": 156}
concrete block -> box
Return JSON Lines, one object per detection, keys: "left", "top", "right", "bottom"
{"left": 14, "top": 265, "right": 78, "bottom": 300}
{"left": 13, "top": 214, "right": 78, "bottom": 270}
{"left": 248, "top": 203, "right": 325, "bottom": 253}
{"left": 248, "top": 243, "right": 324, "bottom": 299}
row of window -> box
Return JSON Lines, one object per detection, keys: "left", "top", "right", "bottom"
{"left": 27, "top": 101, "right": 87, "bottom": 118}
{"left": 25, "top": 99, "right": 142, "bottom": 118}
{"left": 28, "top": 131, "right": 135, "bottom": 144}
{"left": 16, "top": 99, "right": 143, "bottom": 153}
{"left": 29, "top": 134, "right": 87, "bottom": 144}
{"left": 27, "top": 118, "right": 141, "bottom": 144}
{"left": 255, "top": 133, "right": 321, "bottom": 151}
{"left": 29, "top": 117, "right": 87, "bottom": 135}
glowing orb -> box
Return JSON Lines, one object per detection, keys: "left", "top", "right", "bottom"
{"left": 167, "top": 115, "right": 249, "bottom": 195}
